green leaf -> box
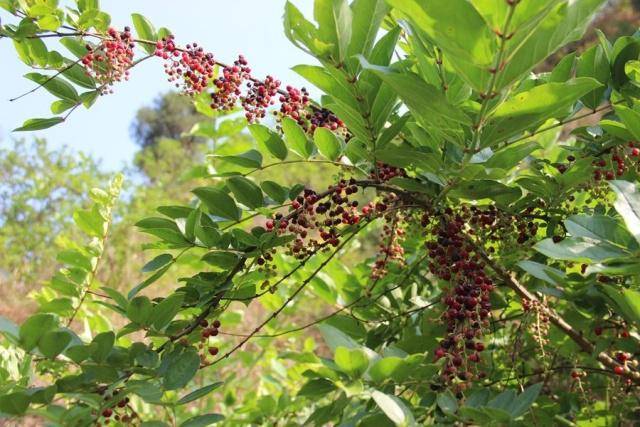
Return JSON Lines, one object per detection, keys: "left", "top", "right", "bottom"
{"left": 131, "top": 13, "right": 157, "bottom": 54}
{"left": 177, "top": 382, "right": 223, "bottom": 405}
{"left": 37, "top": 14, "right": 61, "bottom": 31}
{"left": 127, "top": 296, "right": 153, "bottom": 326}
{"left": 25, "top": 72, "right": 80, "bottom": 102}
{"left": 73, "top": 206, "right": 104, "bottom": 238}
{"left": 611, "top": 36, "right": 640, "bottom": 90}
{"left": 61, "top": 62, "right": 96, "bottom": 89}
{"left": 213, "top": 149, "right": 263, "bottom": 169}
{"left": 317, "top": 324, "right": 360, "bottom": 352}
{"left": 284, "top": 1, "right": 330, "bottom": 57}
{"left": 38, "top": 329, "right": 71, "bottom": 359}
{"left": 194, "top": 212, "right": 221, "bottom": 248}
{"left": 193, "top": 187, "right": 241, "bottom": 221}
{"left": 201, "top": 251, "right": 241, "bottom": 269}
{"left": 297, "top": 378, "right": 336, "bottom": 397}
{"left": 609, "top": 181, "right": 640, "bottom": 244}
{"left": 334, "top": 346, "right": 369, "bottom": 378}
{"left": 77, "top": 0, "right": 99, "bottom": 12}
{"left": 13, "top": 39, "right": 33, "bottom": 66}
{"left": 362, "top": 62, "right": 470, "bottom": 142}
{"left": 149, "top": 293, "right": 185, "bottom": 331}
{"left": 293, "top": 64, "right": 358, "bottom": 110}
{"left": 129, "top": 264, "right": 172, "bottom": 299}
{"left": 534, "top": 237, "right": 628, "bottom": 262}
{"left": 600, "top": 286, "right": 640, "bottom": 327}
{"left": 57, "top": 249, "right": 92, "bottom": 271}
{"left": 348, "top": 0, "right": 389, "bottom": 60}
{"left": 249, "top": 124, "right": 287, "bottom": 160}
{"left": 517, "top": 261, "right": 566, "bottom": 286}
{"left": 314, "top": 127, "right": 344, "bottom": 161}
{"left": 549, "top": 52, "right": 577, "bottom": 83}
{"left": 388, "top": 0, "right": 496, "bottom": 91}
{"left": 226, "top": 176, "right": 264, "bottom": 210}
{"left": 26, "top": 38, "right": 48, "bottom": 66}
{"left": 142, "top": 254, "right": 174, "bottom": 273}
{"left": 261, "top": 181, "right": 288, "bottom": 204}
{"left": 163, "top": 347, "right": 200, "bottom": 390}
{"left": 576, "top": 45, "right": 609, "bottom": 109}
{"left": 282, "top": 117, "right": 314, "bottom": 158}
{"left": 614, "top": 105, "right": 640, "bottom": 141}
{"left": 91, "top": 331, "right": 115, "bottom": 363}
{"left": 376, "top": 145, "right": 440, "bottom": 174}
{"left": 371, "top": 390, "right": 416, "bottom": 427}
{"left": 180, "top": 414, "right": 224, "bottom": 427}
{"left": 314, "top": 0, "right": 352, "bottom": 62}
{"left": 60, "top": 37, "right": 90, "bottom": 59}
{"left": 449, "top": 180, "right": 521, "bottom": 206}
{"left": 481, "top": 78, "right": 602, "bottom": 148}
{"left": 369, "top": 356, "right": 424, "bottom": 383}
{"left": 20, "top": 313, "right": 57, "bottom": 351}
{"left": 437, "top": 390, "right": 458, "bottom": 415}
{"left": 64, "top": 346, "right": 91, "bottom": 366}
{"left": 0, "top": 392, "right": 30, "bottom": 415}
{"left": 13, "top": 117, "right": 64, "bottom": 131}
{"left": 484, "top": 141, "right": 541, "bottom": 170}
{"left": 510, "top": 383, "right": 543, "bottom": 418}
{"left": 565, "top": 215, "right": 638, "bottom": 250}
{"left": 80, "top": 90, "right": 99, "bottom": 108}
{"left": 498, "top": 0, "right": 607, "bottom": 89}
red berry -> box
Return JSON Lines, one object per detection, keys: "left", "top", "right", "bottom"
{"left": 208, "top": 347, "right": 219, "bottom": 356}
{"left": 614, "top": 366, "right": 625, "bottom": 375}
{"left": 102, "top": 408, "right": 113, "bottom": 418}
{"left": 594, "top": 326, "right": 603, "bottom": 336}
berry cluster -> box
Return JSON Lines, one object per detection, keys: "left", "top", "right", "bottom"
{"left": 522, "top": 298, "right": 550, "bottom": 351}
{"left": 465, "top": 205, "right": 539, "bottom": 248}
{"left": 591, "top": 143, "right": 640, "bottom": 181}
{"left": 256, "top": 250, "right": 279, "bottom": 292}
{"left": 195, "top": 319, "right": 222, "bottom": 361}
{"left": 209, "top": 55, "right": 252, "bottom": 111}
{"left": 82, "top": 27, "right": 135, "bottom": 94}
{"left": 278, "top": 86, "right": 311, "bottom": 125}
{"left": 95, "top": 389, "right": 137, "bottom": 426}
{"left": 157, "top": 37, "right": 216, "bottom": 95}
{"left": 370, "top": 162, "right": 407, "bottom": 182}
{"left": 242, "top": 75, "right": 280, "bottom": 122}
{"left": 570, "top": 370, "right": 587, "bottom": 381}
{"left": 612, "top": 351, "right": 638, "bottom": 383}
{"left": 308, "top": 107, "right": 345, "bottom": 133}
{"left": 80, "top": 28, "right": 350, "bottom": 136}
{"left": 425, "top": 212, "right": 493, "bottom": 383}
{"left": 371, "top": 208, "right": 406, "bottom": 280}
{"left": 256, "top": 179, "right": 407, "bottom": 291}
{"left": 268, "top": 181, "right": 365, "bottom": 253}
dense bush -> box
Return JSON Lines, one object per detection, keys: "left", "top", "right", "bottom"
{"left": 2, "top": 0, "right": 640, "bottom": 425}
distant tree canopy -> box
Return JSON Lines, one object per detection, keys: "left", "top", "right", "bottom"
{"left": 0, "top": 140, "right": 107, "bottom": 295}
{"left": 130, "top": 91, "right": 202, "bottom": 150}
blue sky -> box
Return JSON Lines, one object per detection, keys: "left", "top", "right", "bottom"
{"left": 0, "top": 0, "right": 315, "bottom": 170}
